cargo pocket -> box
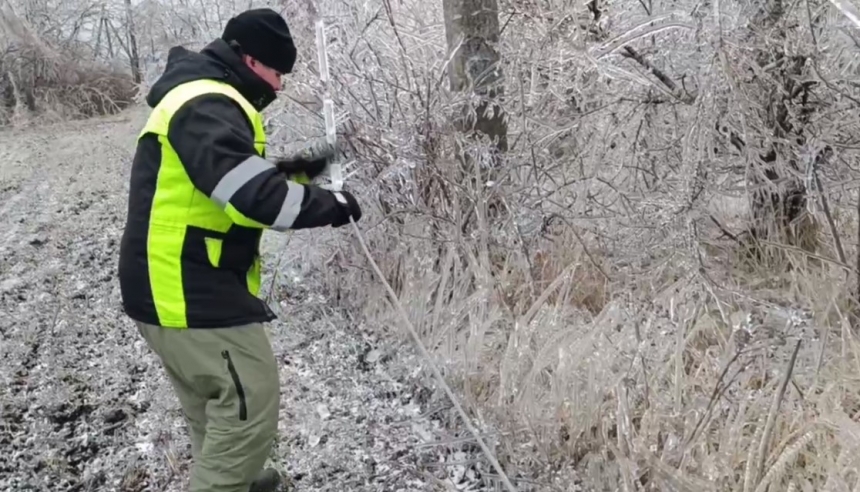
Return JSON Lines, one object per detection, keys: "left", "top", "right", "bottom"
{"left": 204, "top": 237, "right": 223, "bottom": 268}
{"left": 221, "top": 350, "right": 248, "bottom": 421}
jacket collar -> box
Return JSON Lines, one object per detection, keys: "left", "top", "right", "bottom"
{"left": 201, "top": 39, "right": 278, "bottom": 111}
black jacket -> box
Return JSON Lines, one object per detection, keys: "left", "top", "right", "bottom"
{"left": 119, "top": 39, "right": 346, "bottom": 328}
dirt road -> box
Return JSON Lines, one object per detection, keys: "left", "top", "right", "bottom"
{"left": 0, "top": 110, "right": 464, "bottom": 491}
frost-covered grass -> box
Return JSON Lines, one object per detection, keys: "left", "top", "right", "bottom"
{"left": 0, "top": 9, "right": 136, "bottom": 125}
{"left": 286, "top": 0, "right": 860, "bottom": 490}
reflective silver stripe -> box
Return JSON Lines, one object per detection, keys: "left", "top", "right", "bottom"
{"left": 271, "top": 181, "right": 306, "bottom": 231}
{"left": 210, "top": 155, "right": 274, "bottom": 207}
{"left": 333, "top": 192, "right": 348, "bottom": 205}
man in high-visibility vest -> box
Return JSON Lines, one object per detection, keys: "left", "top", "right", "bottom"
{"left": 118, "top": 8, "right": 362, "bottom": 492}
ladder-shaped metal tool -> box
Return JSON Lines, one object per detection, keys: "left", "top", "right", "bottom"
{"left": 315, "top": 19, "right": 343, "bottom": 193}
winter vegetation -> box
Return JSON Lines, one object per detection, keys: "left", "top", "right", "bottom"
{"left": 5, "top": 0, "right": 860, "bottom": 490}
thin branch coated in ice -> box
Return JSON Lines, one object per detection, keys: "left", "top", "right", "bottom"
{"left": 829, "top": 0, "right": 860, "bottom": 30}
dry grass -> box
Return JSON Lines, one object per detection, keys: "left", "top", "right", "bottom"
{"left": 263, "top": 0, "right": 860, "bottom": 489}
{"left": 0, "top": 8, "right": 136, "bottom": 125}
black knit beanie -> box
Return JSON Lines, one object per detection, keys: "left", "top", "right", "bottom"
{"left": 221, "top": 8, "right": 297, "bottom": 74}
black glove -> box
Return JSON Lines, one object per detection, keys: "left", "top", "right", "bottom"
{"left": 275, "top": 141, "right": 344, "bottom": 182}
{"left": 275, "top": 157, "right": 327, "bottom": 180}
{"left": 331, "top": 191, "right": 362, "bottom": 227}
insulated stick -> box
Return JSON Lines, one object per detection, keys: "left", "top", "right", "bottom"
{"left": 315, "top": 19, "right": 342, "bottom": 192}
{"left": 313, "top": 16, "right": 517, "bottom": 492}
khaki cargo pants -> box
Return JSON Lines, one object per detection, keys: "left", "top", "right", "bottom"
{"left": 135, "top": 321, "right": 280, "bottom": 492}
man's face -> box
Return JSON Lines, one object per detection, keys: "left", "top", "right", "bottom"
{"left": 244, "top": 55, "right": 283, "bottom": 91}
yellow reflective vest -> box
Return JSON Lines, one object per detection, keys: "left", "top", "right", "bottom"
{"left": 119, "top": 45, "right": 349, "bottom": 329}
{"left": 143, "top": 79, "right": 266, "bottom": 328}
{"left": 120, "top": 79, "right": 286, "bottom": 328}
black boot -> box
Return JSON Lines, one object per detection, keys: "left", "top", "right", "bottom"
{"left": 249, "top": 468, "right": 284, "bottom": 492}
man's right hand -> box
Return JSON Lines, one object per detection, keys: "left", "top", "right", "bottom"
{"left": 275, "top": 140, "right": 345, "bottom": 183}
{"left": 331, "top": 191, "right": 362, "bottom": 227}
{"left": 275, "top": 157, "right": 327, "bottom": 181}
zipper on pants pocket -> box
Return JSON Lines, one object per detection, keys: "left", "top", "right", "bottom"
{"left": 221, "top": 350, "right": 248, "bottom": 421}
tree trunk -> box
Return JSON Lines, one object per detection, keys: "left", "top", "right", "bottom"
{"left": 744, "top": 0, "right": 818, "bottom": 258}
{"left": 105, "top": 17, "right": 114, "bottom": 58}
{"left": 442, "top": 0, "right": 508, "bottom": 155}
{"left": 125, "top": 0, "right": 141, "bottom": 85}
{"left": 443, "top": 0, "right": 508, "bottom": 228}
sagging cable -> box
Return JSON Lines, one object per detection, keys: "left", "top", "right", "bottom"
{"left": 314, "top": 15, "right": 518, "bottom": 492}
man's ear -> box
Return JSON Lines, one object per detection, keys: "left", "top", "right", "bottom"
{"left": 240, "top": 53, "right": 256, "bottom": 68}
{"left": 227, "top": 39, "right": 244, "bottom": 56}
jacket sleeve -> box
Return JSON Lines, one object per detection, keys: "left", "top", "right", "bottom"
{"left": 167, "top": 94, "right": 346, "bottom": 230}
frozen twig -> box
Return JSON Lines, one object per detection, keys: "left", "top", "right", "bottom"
{"left": 621, "top": 45, "right": 694, "bottom": 103}
{"left": 754, "top": 339, "right": 802, "bottom": 487}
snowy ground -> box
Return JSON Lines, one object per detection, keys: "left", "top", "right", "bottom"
{"left": 0, "top": 110, "right": 489, "bottom": 491}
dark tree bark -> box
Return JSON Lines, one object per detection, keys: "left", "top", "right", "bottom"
{"left": 125, "top": 0, "right": 141, "bottom": 85}
{"left": 442, "top": 0, "right": 508, "bottom": 155}
{"left": 721, "top": 0, "right": 820, "bottom": 258}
